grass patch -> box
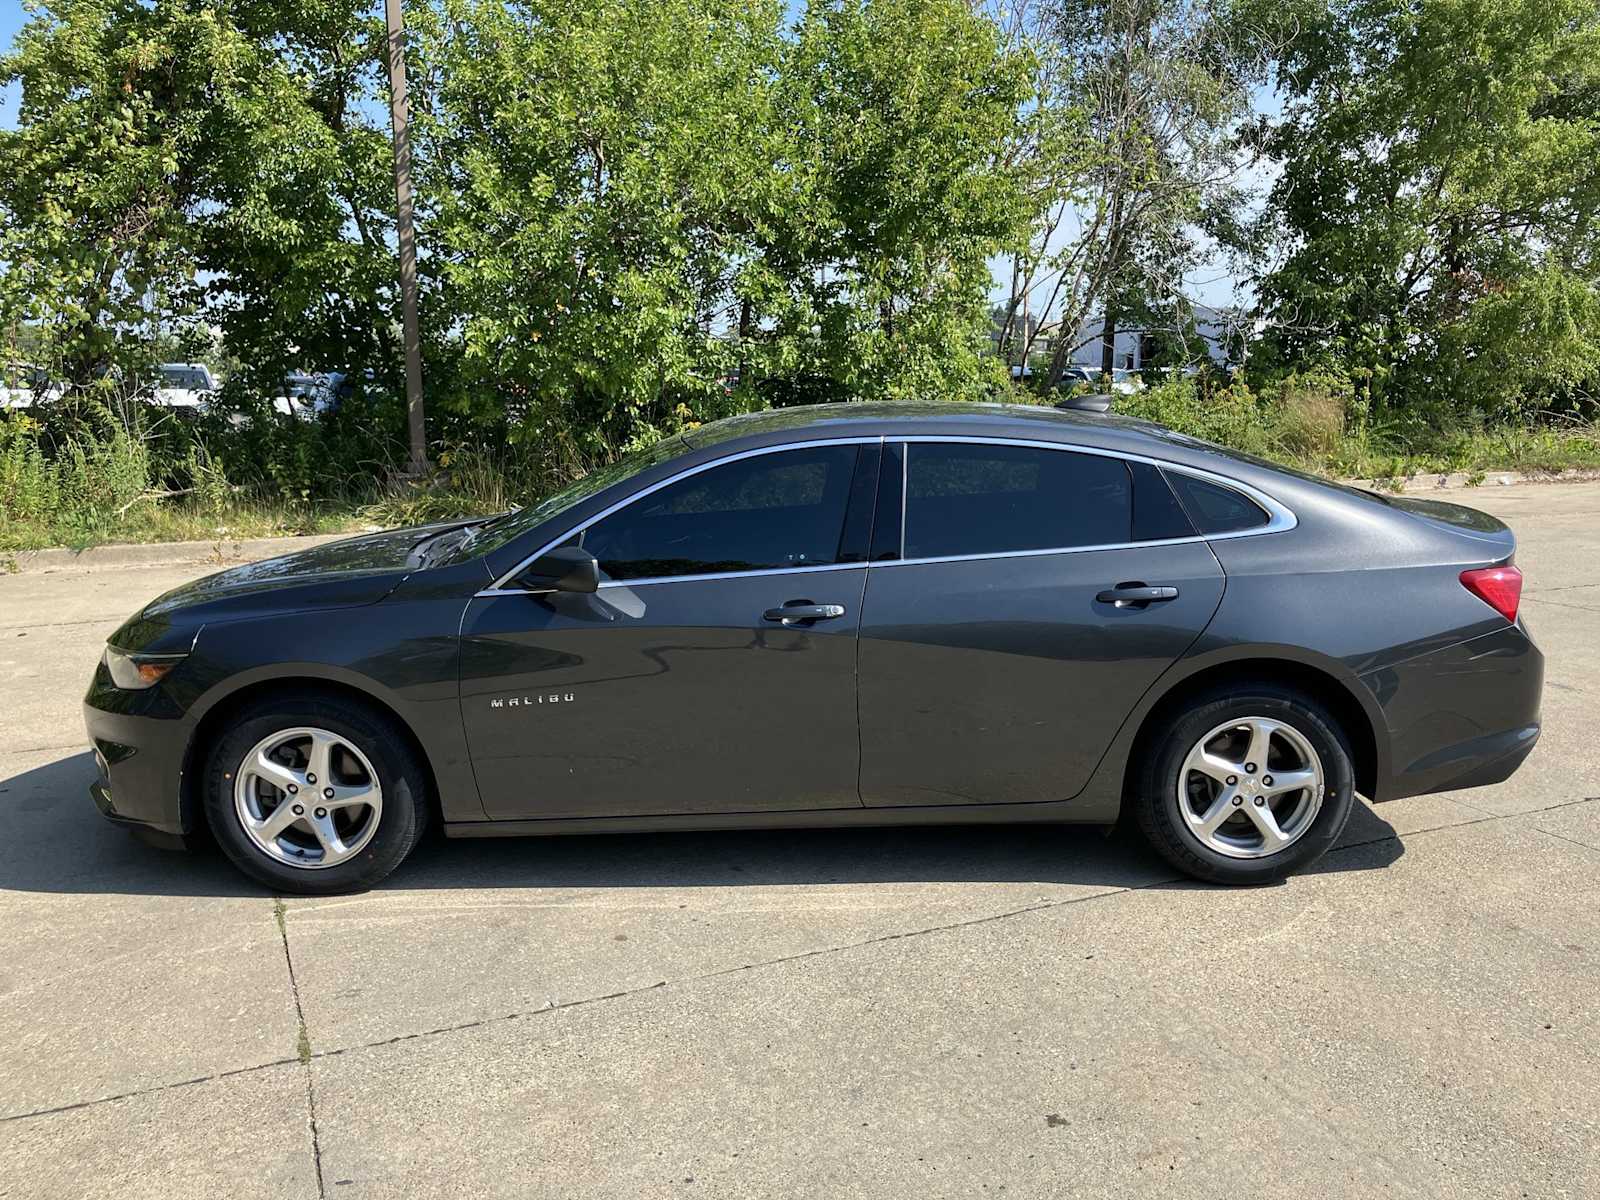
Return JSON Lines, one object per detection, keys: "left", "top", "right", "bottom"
{"left": 1114, "top": 374, "right": 1600, "bottom": 488}
{"left": 0, "top": 496, "right": 373, "bottom": 551}
{"left": 5, "top": 387, "right": 1599, "bottom": 551}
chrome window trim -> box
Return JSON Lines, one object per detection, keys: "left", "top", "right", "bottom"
{"left": 886, "top": 435, "right": 1295, "bottom": 566}
{"left": 475, "top": 431, "right": 1297, "bottom": 596}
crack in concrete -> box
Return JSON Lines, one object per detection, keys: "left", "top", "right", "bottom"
{"left": 275, "top": 897, "right": 327, "bottom": 1199}
{"left": 5, "top": 742, "right": 90, "bottom": 757}
{"left": 0, "top": 617, "right": 124, "bottom": 634}
{"left": 1522, "top": 594, "right": 1600, "bottom": 615}
{"left": 0, "top": 1056, "right": 302, "bottom": 1123}
{"left": 1531, "top": 826, "right": 1600, "bottom": 858}
{"left": 6, "top": 793, "right": 1597, "bottom": 1128}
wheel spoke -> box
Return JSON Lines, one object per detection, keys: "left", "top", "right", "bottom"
{"left": 305, "top": 811, "right": 348, "bottom": 861}
{"left": 248, "top": 750, "right": 302, "bottom": 795}
{"left": 324, "top": 782, "right": 378, "bottom": 811}
{"left": 1263, "top": 766, "right": 1318, "bottom": 796}
{"left": 1242, "top": 720, "right": 1276, "bottom": 773}
{"left": 1242, "top": 800, "right": 1287, "bottom": 848}
{"left": 253, "top": 800, "right": 302, "bottom": 843}
{"left": 305, "top": 731, "right": 335, "bottom": 786}
{"left": 1191, "top": 752, "right": 1240, "bottom": 784}
{"left": 1196, "top": 788, "right": 1238, "bottom": 834}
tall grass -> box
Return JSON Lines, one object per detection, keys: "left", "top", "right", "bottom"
{"left": 1116, "top": 373, "right": 1600, "bottom": 484}
{"left": 5, "top": 376, "right": 1599, "bottom": 551}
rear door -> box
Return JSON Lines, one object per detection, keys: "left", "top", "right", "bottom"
{"left": 856, "top": 439, "right": 1226, "bottom": 808}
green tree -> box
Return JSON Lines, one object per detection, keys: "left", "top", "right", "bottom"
{"left": 1253, "top": 0, "right": 1600, "bottom": 414}
{"left": 989, "top": 0, "right": 1260, "bottom": 388}
{"left": 0, "top": 0, "right": 406, "bottom": 411}
{"left": 414, "top": 0, "right": 1031, "bottom": 476}
{"left": 0, "top": 0, "right": 245, "bottom": 390}
{"left": 195, "top": 0, "right": 405, "bottom": 405}
{"left": 772, "top": 0, "right": 1032, "bottom": 400}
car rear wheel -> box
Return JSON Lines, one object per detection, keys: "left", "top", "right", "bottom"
{"left": 203, "top": 695, "right": 429, "bottom": 894}
{"left": 1134, "top": 684, "right": 1356, "bottom": 884}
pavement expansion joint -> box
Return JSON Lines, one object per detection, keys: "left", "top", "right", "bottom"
{"left": 5, "top": 794, "right": 1596, "bottom": 1128}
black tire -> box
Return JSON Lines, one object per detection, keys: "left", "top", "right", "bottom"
{"left": 1133, "top": 682, "right": 1356, "bottom": 885}
{"left": 202, "top": 693, "right": 430, "bottom": 894}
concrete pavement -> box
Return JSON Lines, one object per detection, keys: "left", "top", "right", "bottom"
{"left": 2, "top": 483, "right": 1598, "bottom": 1198}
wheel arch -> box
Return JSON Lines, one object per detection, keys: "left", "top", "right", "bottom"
{"left": 1115, "top": 650, "right": 1385, "bottom": 814}
{"left": 180, "top": 671, "right": 443, "bottom": 837}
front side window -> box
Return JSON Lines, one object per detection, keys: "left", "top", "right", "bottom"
{"left": 582, "top": 445, "right": 861, "bottom": 581}
{"left": 903, "top": 443, "right": 1132, "bottom": 559}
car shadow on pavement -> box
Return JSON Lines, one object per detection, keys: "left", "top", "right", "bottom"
{"left": 0, "top": 750, "right": 1404, "bottom": 897}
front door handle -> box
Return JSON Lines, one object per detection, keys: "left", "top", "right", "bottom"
{"left": 1096, "top": 583, "right": 1179, "bottom": 609}
{"left": 763, "top": 600, "right": 847, "bottom": 626}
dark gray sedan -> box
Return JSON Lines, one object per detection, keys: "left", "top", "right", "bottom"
{"left": 84, "top": 402, "right": 1542, "bottom": 893}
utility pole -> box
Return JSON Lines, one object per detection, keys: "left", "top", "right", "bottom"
{"left": 384, "top": 0, "right": 427, "bottom": 475}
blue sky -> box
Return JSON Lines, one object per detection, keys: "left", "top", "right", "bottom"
{"left": 1, "top": 2, "right": 23, "bottom": 129}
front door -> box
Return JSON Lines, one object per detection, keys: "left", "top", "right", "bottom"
{"left": 459, "top": 442, "right": 877, "bottom": 820}
{"left": 856, "top": 440, "right": 1226, "bottom": 807}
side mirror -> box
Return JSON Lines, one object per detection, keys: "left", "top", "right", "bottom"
{"left": 519, "top": 546, "right": 600, "bottom": 594}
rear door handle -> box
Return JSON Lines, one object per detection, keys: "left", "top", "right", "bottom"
{"left": 1096, "top": 583, "right": 1179, "bottom": 608}
{"left": 763, "top": 600, "right": 847, "bottom": 626}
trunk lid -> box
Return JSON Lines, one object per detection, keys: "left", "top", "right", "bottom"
{"left": 1384, "top": 494, "right": 1516, "bottom": 559}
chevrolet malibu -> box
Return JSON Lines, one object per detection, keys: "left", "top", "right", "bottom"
{"left": 84, "top": 402, "right": 1543, "bottom": 894}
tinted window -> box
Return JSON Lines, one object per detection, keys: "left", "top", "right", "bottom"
{"left": 903, "top": 444, "right": 1130, "bottom": 558}
{"left": 1164, "top": 471, "right": 1270, "bottom": 534}
{"left": 459, "top": 436, "right": 695, "bottom": 559}
{"left": 1129, "top": 460, "right": 1196, "bottom": 541}
{"left": 582, "top": 445, "right": 860, "bottom": 580}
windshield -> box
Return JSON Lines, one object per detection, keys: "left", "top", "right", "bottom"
{"left": 452, "top": 435, "right": 694, "bottom": 559}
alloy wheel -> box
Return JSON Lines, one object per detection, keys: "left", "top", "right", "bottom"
{"left": 233, "top": 726, "right": 383, "bottom": 869}
{"left": 1177, "top": 716, "right": 1325, "bottom": 859}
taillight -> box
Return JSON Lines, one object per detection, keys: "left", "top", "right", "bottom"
{"left": 1460, "top": 565, "right": 1522, "bottom": 623}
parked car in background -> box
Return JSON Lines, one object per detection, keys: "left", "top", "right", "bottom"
{"left": 273, "top": 370, "right": 361, "bottom": 419}
{"left": 153, "top": 363, "right": 219, "bottom": 409}
{"left": 1107, "top": 368, "right": 1144, "bottom": 394}
{"left": 1014, "top": 364, "right": 1143, "bottom": 395}
{"left": 1, "top": 362, "right": 63, "bottom": 408}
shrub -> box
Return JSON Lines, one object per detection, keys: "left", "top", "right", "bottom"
{"left": 0, "top": 414, "right": 58, "bottom": 522}
{"left": 1269, "top": 372, "right": 1348, "bottom": 461}
{"left": 1118, "top": 375, "right": 1273, "bottom": 456}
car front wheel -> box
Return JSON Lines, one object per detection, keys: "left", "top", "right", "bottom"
{"left": 203, "top": 694, "right": 430, "bottom": 894}
{"left": 1134, "top": 684, "right": 1357, "bottom": 884}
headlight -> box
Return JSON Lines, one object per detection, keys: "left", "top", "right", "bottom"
{"left": 103, "top": 645, "right": 186, "bottom": 690}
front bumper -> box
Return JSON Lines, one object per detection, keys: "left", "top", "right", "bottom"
{"left": 83, "top": 669, "right": 195, "bottom": 836}
{"left": 1363, "top": 621, "right": 1544, "bottom": 802}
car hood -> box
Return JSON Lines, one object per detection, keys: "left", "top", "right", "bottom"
{"left": 139, "top": 523, "right": 463, "bottom": 622}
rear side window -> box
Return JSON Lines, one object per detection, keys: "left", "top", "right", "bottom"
{"left": 1164, "top": 471, "right": 1270, "bottom": 534}
{"left": 582, "top": 445, "right": 860, "bottom": 580}
{"left": 903, "top": 443, "right": 1130, "bottom": 558}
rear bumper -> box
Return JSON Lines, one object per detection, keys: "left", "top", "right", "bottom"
{"left": 1363, "top": 621, "right": 1544, "bottom": 802}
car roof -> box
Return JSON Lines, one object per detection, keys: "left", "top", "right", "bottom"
{"left": 683, "top": 400, "right": 1213, "bottom": 462}
{"left": 677, "top": 400, "right": 1383, "bottom": 513}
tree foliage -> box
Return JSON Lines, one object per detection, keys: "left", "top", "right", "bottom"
{"left": 1, "top": 0, "right": 1597, "bottom": 512}
{"left": 414, "top": 0, "right": 1030, "bottom": 468}
{"left": 990, "top": 0, "right": 1262, "bottom": 386}
{"left": 1253, "top": 0, "right": 1600, "bottom": 413}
